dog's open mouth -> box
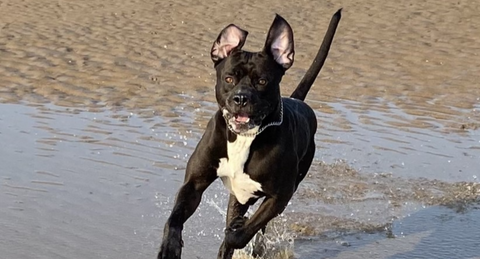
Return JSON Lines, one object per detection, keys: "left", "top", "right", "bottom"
{"left": 229, "top": 113, "right": 253, "bottom": 133}
{"left": 234, "top": 113, "right": 250, "bottom": 124}
{"left": 222, "top": 109, "right": 257, "bottom": 134}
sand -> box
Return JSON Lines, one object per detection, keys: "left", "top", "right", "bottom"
{"left": 1, "top": 0, "right": 479, "bottom": 123}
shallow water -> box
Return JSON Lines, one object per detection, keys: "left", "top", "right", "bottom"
{"left": 296, "top": 205, "right": 480, "bottom": 259}
{"left": 1, "top": 0, "right": 480, "bottom": 258}
{"left": 1, "top": 99, "right": 478, "bottom": 258}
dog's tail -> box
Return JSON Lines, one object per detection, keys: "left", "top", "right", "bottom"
{"left": 290, "top": 8, "right": 342, "bottom": 101}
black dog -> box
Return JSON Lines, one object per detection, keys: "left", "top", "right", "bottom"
{"left": 158, "top": 9, "right": 342, "bottom": 259}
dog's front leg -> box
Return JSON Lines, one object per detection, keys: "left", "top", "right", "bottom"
{"left": 158, "top": 180, "right": 207, "bottom": 259}
{"left": 217, "top": 195, "right": 250, "bottom": 259}
{"left": 223, "top": 193, "right": 292, "bottom": 250}
{"left": 158, "top": 137, "right": 220, "bottom": 258}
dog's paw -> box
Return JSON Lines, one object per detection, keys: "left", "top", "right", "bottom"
{"left": 158, "top": 232, "right": 183, "bottom": 259}
{"left": 228, "top": 216, "right": 247, "bottom": 231}
{"left": 224, "top": 216, "right": 249, "bottom": 249}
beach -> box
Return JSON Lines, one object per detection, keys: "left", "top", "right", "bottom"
{"left": 1, "top": 0, "right": 480, "bottom": 258}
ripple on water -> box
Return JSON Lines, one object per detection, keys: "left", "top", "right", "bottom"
{"left": 1, "top": 0, "right": 480, "bottom": 258}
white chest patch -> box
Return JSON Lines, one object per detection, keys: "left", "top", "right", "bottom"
{"left": 217, "top": 128, "right": 262, "bottom": 205}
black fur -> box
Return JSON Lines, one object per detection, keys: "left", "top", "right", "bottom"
{"left": 158, "top": 9, "right": 342, "bottom": 259}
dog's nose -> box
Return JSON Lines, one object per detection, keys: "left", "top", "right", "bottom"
{"left": 233, "top": 94, "right": 249, "bottom": 107}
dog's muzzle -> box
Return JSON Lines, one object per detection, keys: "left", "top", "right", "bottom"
{"left": 222, "top": 109, "right": 263, "bottom": 134}
{"left": 222, "top": 100, "right": 284, "bottom": 136}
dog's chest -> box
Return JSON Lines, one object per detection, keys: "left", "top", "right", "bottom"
{"left": 216, "top": 135, "right": 262, "bottom": 205}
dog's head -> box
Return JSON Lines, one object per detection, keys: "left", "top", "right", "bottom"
{"left": 210, "top": 15, "right": 294, "bottom": 134}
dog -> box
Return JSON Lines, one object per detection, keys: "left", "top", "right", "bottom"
{"left": 158, "top": 9, "right": 342, "bottom": 259}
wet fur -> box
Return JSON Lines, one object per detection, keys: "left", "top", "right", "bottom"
{"left": 158, "top": 9, "right": 342, "bottom": 259}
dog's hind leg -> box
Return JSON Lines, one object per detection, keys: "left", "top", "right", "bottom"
{"left": 295, "top": 140, "right": 316, "bottom": 190}
{"left": 218, "top": 194, "right": 250, "bottom": 259}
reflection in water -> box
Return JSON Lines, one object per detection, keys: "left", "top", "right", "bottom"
{"left": 1, "top": 100, "right": 478, "bottom": 258}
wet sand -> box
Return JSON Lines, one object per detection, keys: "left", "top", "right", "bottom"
{"left": 1, "top": 0, "right": 480, "bottom": 258}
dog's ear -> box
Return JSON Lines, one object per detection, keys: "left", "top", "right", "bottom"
{"left": 264, "top": 14, "right": 294, "bottom": 69}
{"left": 211, "top": 24, "right": 248, "bottom": 63}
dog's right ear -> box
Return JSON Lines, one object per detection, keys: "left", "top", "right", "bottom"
{"left": 211, "top": 24, "right": 248, "bottom": 63}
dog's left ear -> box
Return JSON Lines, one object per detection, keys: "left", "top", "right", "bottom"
{"left": 264, "top": 14, "right": 294, "bottom": 70}
{"left": 211, "top": 24, "right": 248, "bottom": 63}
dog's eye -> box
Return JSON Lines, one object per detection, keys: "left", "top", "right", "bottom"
{"left": 258, "top": 79, "right": 267, "bottom": 85}
{"left": 225, "top": 77, "right": 234, "bottom": 84}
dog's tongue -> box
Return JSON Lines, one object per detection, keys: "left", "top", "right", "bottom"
{"left": 235, "top": 114, "right": 250, "bottom": 123}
